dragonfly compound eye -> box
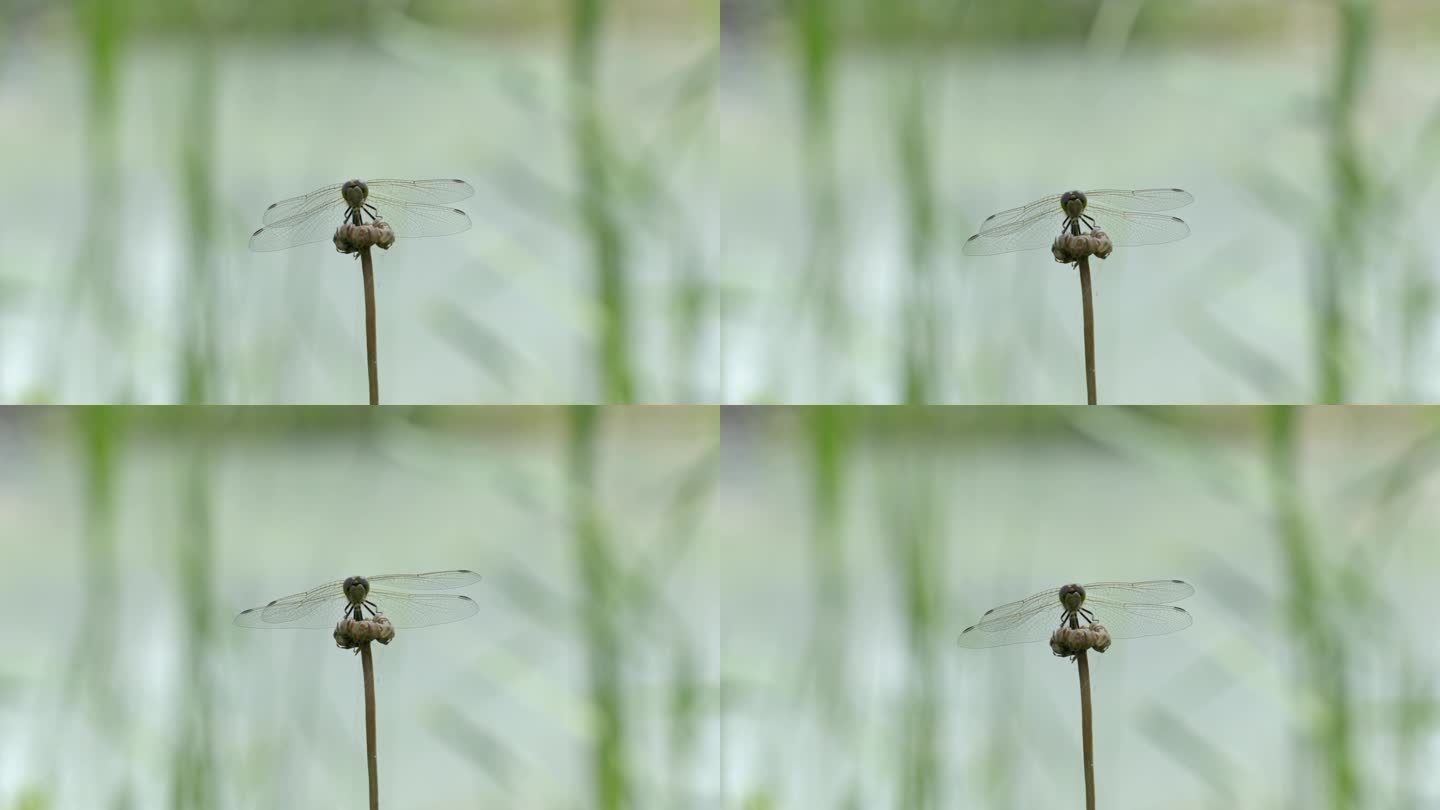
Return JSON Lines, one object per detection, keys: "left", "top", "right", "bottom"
{"left": 343, "top": 576, "right": 370, "bottom": 602}
{"left": 341, "top": 179, "right": 368, "bottom": 208}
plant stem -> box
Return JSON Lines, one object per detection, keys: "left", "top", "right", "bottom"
{"left": 1078, "top": 258, "right": 1097, "bottom": 405}
{"left": 1076, "top": 648, "right": 1096, "bottom": 810}
{"left": 360, "top": 247, "right": 379, "bottom": 405}
{"left": 360, "top": 640, "right": 379, "bottom": 810}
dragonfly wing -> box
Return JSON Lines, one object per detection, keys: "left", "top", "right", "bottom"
{"left": 958, "top": 598, "right": 1068, "bottom": 648}
{"left": 1084, "top": 601, "right": 1192, "bottom": 640}
{"left": 1083, "top": 188, "right": 1193, "bottom": 213}
{"left": 975, "top": 194, "right": 1063, "bottom": 234}
{"left": 367, "top": 570, "right": 482, "bottom": 590}
{"left": 365, "top": 199, "right": 473, "bottom": 240}
{"left": 960, "top": 585, "right": 1061, "bottom": 623}
{"left": 1082, "top": 580, "right": 1194, "bottom": 604}
{"left": 250, "top": 200, "right": 351, "bottom": 251}
{"left": 963, "top": 210, "right": 1067, "bottom": 256}
{"left": 367, "top": 590, "right": 480, "bottom": 628}
{"left": 365, "top": 179, "right": 475, "bottom": 204}
{"left": 235, "top": 588, "right": 352, "bottom": 628}
{"left": 261, "top": 183, "right": 346, "bottom": 225}
{"left": 1086, "top": 207, "right": 1190, "bottom": 248}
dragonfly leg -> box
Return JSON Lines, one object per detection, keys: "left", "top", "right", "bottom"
{"left": 1081, "top": 213, "right": 1097, "bottom": 231}
{"left": 1079, "top": 606, "right": 1096, "bottom": 624}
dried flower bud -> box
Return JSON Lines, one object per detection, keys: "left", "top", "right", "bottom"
{"left": 1051, "top": 230, "right": 1113, "bottom": 264}
{"left": 334, "top": 615, "right": 396, "bottom": 649}
{"left": 333, "top": 220, "right": 396, "bottom": 254}
{"left": 1049, "top": 622, "right": 1112, "bottom": 657}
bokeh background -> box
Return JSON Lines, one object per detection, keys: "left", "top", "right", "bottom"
{"left": 718, "top": 406, "right": 1439, "bottom": 808}
{"left": 0, "top": 1, "right": 716, "bottom": 403}
{"left": 719, "top": 0, "right": 1440, "bottom": 403}
{"left": 0, "top": 407, "right": 719, "bottom": 808}
{"left": 7, "top": 0, "right": 1440, "bottom": 405}
{"left": 4, "top": 405, "right": 1439, "bottom": 809}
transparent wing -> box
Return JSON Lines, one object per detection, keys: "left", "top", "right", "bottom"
{"left": 364, "top": 179, "right": 475, "bottom": 205}
{"left": 367, "top": 569, "right": 482, "bottom": 590}
{"left": 235, "top": 580, "right": 349, "bottom": 628}
{"left": 1083, "top": 188, "right": 1193, "bottom": 213}
{"left": 364, "top": 198, "right": 472, "bottom": 240}
{"left": 261, "top": 183, "right": 346, "bottom": 225}
{"left": 958, "top": 585, "right": 1061, "bottom": 624}
{"left": 366, "top": 590, "right": 480, "bottom": 628}
{"left": 1081, "top": 580, "right": 1194, "bottom": 604}
{"left": 974, "top": 194, "right": 1063, "bottom": 234}
{"left": 957, "top": 598, "right": 1069, "bottom": 648}
{"left": 1082, "top": 601, "right": 1192, "bottom": 640}
{"left": 249, "top": 200, "right": 351, "bottom": 252}
{"left": 1086, "top": 207, "right": 1191, "bottom": 248}
{"left": 962, "top": 210, "right": 1068, "bottom": 256}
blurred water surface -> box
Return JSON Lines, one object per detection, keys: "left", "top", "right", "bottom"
{"left": 0, "top": 26, "right": 717, "bottom": 403}
{"left": 718, "top": 39, "right": 1440, "bottom": 403}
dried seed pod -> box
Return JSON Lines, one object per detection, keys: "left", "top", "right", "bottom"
{"left": 334, "top": 615, "right": 396, "bottom": 649}
{"left": 1051, "top": 230, "right": 1114, "bottom": 264}
{"left": 1050, "top": 622, "right": 1113, "bottom": 657}
{"left": 333, "top": 220, "right": 396, "bottom": 255}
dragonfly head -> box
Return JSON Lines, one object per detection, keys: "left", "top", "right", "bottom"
{"left": 1058, "top": 582, "right": 1086, "bottom": 612}
{"left": 1060, "top": 190, "right": 1088, "bottom": 219}
{"left": 341, "top": 179, "right": 369, "bottom": 209}
{"left": 343, "top": 575, "right": 371, "bottom": 605}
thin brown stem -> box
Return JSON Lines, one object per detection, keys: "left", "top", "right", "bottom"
{"left": 360, "top": 641, "right": 379, "bottom": 810}
{"left": 1078, "top": 258, "right": 1097, "bottom": 405}
{"left": 1076, "top": 648, "right": 1095, "bottom": 810}
{"left": 361, "top": 247, "right": 379, "bottom": 405}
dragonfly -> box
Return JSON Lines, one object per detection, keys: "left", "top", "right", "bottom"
{"left": 248, "top": 178, "right": 474, "bottom": 252}
{"left": 234, "top": 569, "right": 482, "bottom": 629}
{"left": 962, "top": 188, "right": 1192, "bottom": 256}
{"left": 957, "top": 579, "right": 1193, "bottom": 648}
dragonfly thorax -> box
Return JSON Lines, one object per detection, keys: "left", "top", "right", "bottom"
{"left": 1060, "top": 190, "right": 1088, "bottom": 218}
{"left": 343, "top": 575, "right": 371, "bottom": 606}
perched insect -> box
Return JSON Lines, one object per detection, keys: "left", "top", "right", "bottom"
{"left": 235, "top": 570, "right": 482, "bottom": 629}
{"left": 962, "top": 189, "right": 1192, "bottom": 256}
{"left": 249, "top": 178, "right": 473, "bottom": 252}
{"left": 957, "top": 580, "right": 1193, "bottom": 648}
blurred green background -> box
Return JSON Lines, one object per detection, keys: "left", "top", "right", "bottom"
{"left": 719, "top": 0, "right": 1440, "bottom": 403}
{"left": 0, "top": 406, "right": 718, "bottom": 808}
{"left": 717, "top": 405, "right": 1439, "bottom": 809}
{"left": 0, "top": 0, "right": 716, "bottom": 403}
{"left": 7, "top": 0, "right": 1440, "bottom": 405}
{"left": 3, "top": 405, "right": 1438, "bottom": 809}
